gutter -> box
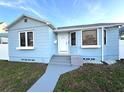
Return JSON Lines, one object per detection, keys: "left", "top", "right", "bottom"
{"left": 54, "top": 24, "right": 121, "bottom": 32}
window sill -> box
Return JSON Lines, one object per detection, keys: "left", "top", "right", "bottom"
{"left": 81, "top": 45, "right": 101, "bottom": 48}
{"left": 16, "top": 47, "right": 34, "bottom": 50}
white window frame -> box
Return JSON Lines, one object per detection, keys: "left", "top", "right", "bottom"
{"left": 81, "top": 29, "right": 100, "bottom": 48}
{"left": 16, "top": 30, "right": 34, "bottom": 50}
{"left": 70, "top": 32, "right": 76, "bottom": 46}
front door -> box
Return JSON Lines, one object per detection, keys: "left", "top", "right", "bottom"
{"left": 58, "top": 33, "right": 69, "bottom": 54}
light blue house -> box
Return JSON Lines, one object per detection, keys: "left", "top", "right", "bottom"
{"left": 7, "top": 15, "right": 124, "bottom": 64}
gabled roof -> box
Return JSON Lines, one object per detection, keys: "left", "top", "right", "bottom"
{"left": 6, "top": 14, "right": 124, "bottom": 32}
{"left": 54, "top": 23, "right": 124, "bottom": 32}
{"left": 7, "top": 14, "right": 55, "bottom": 30}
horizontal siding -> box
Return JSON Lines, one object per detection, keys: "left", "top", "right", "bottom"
{"left": 69, "top": 29, "right": 102, "bottom": 62}
{"left": 104, "top": 27, "right": 119, "bottom": 61}
{"left": 8, "top": 17, "right": 56, "bottom": 63}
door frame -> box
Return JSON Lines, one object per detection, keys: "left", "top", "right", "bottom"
{"left": 57, "top": 33, "right": 69, "bottom": 55}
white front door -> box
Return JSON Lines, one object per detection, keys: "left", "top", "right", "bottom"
{"left": 58, "top": 33, "right": 69, "bottom": 54}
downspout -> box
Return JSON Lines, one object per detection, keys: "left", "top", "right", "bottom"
{"left": 101, "top": 27, "right": 104, "bottom": 61}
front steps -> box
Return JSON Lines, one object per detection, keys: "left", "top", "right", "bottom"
{"left": 50, "top": 55, "right": 83, "bottom": 66}
{"left": 50, "top": 55, "right": 71, "bottom": 65}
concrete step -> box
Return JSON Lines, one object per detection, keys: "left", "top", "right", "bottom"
{"left": 51, "top": 59, "right": 70, "bottom": 62}
{"left": 53, "top": 55, "right": 71, "bottom": 57}
{"left": 50, "top": 55, "right": 71, "bottom": 65}
{"left": 49, "top": 61, "right": 71, "bottom": 66}
{"left": 52, "top": 56, "right": 70, "bottom": 60}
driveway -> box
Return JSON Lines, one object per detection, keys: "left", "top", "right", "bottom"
{"left": 28, "top": 64, "right": 79, "bottom": 92}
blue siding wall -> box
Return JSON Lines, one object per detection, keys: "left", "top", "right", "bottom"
{"left": 48, "top": 28, "right": 57, "bottom": 56}
{"left": 104, "top": 27, "right": 119, "bottom": 61}
{"left": 8, "top": 17, "right": 56, "bottom": 63}
{"left": 69, "top": 29, "right": 102, "bottom": 63}
{"left": 69, "top": 27, "right": 119, "bottom": 63}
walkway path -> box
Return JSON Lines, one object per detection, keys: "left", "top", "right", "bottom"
{"left": 28, "top": 64, "right": 79, "bottom": 92}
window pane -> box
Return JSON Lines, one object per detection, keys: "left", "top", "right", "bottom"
{"left": 82, "top": 30, "right": 97, "bottom": 45}
{"left": 27, "top": 32, "right": 33, "bottom": 46}
{"left": 20, "top": 32, "right": 25, "bottom": 46}
{"left": 71, "top": 32, "right": 76, "bottom": 45}
{"left": 104, "top": 30, "right": 106, "bottom": 45}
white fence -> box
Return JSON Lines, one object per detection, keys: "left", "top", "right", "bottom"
{"left": 0, "top": 44, "right": 9, "bottom": 60}
{"left": 119, "top": 40, "right": 124, "bottom": 59}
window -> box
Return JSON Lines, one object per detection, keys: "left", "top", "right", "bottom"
{"left": 24, "top": 19, "right": 27, "bottom": 22}
{"left": 19, "top": 31, "right": 33, "bottom": 47}
{"left": 0, "top": 37, "right": 8, "bottom": 44}
{"left": 104, "top": 30, "right": 106, "bottom": 45}
{"left": 27, "top": 32, "right": 33, "bottom": 46}
{"left": 120, "top": 32, "right": 124, "bottom": 40}
{"left": 71, "top": 32, "right": 76, "bottom": 46}
{"left": 82, "top": 30, "right": 97, "bottom": 45}
{"left": 20, "top": 32, "right": 26, "bottom": 46}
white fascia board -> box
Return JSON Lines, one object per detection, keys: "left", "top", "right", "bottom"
{"left": 54, "top": 25, "right": 120, "bottom": 32}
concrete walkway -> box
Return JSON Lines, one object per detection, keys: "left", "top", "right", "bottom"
{"left": 28, "top": 64, "right": 79, "bottom": 92}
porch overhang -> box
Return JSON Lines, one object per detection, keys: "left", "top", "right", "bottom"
{"left": 54, "top": 24, "right": 122, "bottom": 33}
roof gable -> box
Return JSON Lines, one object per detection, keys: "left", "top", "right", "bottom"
{"left": 7, "top": 15, "right": 55, "bottom": 30}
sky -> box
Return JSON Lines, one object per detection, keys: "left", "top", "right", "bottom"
{"left": 0, "top": 0, "right": 124, "bottom": 27}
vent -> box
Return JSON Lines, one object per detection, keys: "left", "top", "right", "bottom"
{"left": 21, "top": 59, "right": 35, "bottom": 62}
{"left": 24, "top": 19, "right": 27, "bottom": 22}
{"left": 83, "top": 57, "right": 95, "bottom": 61}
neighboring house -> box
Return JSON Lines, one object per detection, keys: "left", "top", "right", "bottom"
{"left": 0, "top": 22, "right": 8, "bottom": 44}
{"left": 7, "top": 15, "right": 124, "bottom": 64}
{"left": 0, "top": 22, "right": 8, "bottom": 60}
{"left": 0, "top": 33, "right": 8, "bottom": 44}
{"left": 0, "top": 22, "right": 7, "bottom": 32}
{"left": 120, "top": 27, "right": 124, "bottom": 40}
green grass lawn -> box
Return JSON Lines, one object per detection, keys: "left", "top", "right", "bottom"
{"left": 55, "top": 61, "right": 124, "bottom": 92}
{"left": 0, "top": 60, "right": 47, "bottom": 92}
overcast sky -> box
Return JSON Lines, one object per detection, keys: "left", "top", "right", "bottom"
{"left": 0, "top": 0, "right": 124, "bottom": 27}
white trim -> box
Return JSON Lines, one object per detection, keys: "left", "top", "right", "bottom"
{"left": 54, "top": 25, "right": 121, "bottom": 32}
{"left": 101, "top": 27, "right": 104, "bottom": 61}
{"left": 97, "top": 28, "right": 100, "bottom": 45}
{"left": 70, "top": 32, "right": 76, "bottom": 46}
{"left": 16, "top": 47, "right": 34, "bottom": 50}
{"left": 81, "top": 45, "right": 101, "bottom": 48}
{"left": 18, "top": 30, "right": 34, "bottom": 49}
{"left": 7, "top": 15, "right": 55, "bottom": 30}
{"left": 18, "top": 32, "right": 20, "bottom": 47}
{"left": 55, "top": 27, "right": 99, "bottom": 32}
{"left": 81, "top": 29, "right": 100, "bottom": 48}
{"left": 81, "top": 30, "right": 82, "bottom": 48}
{"left": 25, "top": 31, "right": 28, "bottom": 46}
